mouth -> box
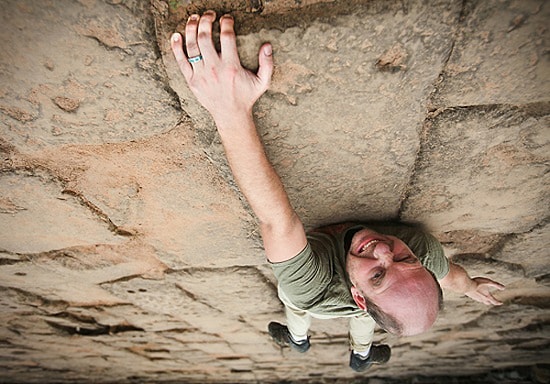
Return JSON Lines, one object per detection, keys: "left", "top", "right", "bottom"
{"left": 358, "top": 239, "right": 382, "bottom": 253}
{"left": 354, "top": 235, "right": 388, "bottom": 255}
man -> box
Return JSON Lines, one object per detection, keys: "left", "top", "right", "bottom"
{"left": 170, "top": 11, "right": 505, "bottom": 372}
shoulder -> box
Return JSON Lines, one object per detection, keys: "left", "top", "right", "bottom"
{"left": 407, "top": 230, "right": 449, "bottom": 280}
{"left": 270, "top": 235, "right": 336, "bottom": 308}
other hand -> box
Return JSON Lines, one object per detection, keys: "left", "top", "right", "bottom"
{"left": 465, "top": 277, "right": 505, "bottom": 306}
{"left": 170, "top": 11, "right": 273, "bottom": 123}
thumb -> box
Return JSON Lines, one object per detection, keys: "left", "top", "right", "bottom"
{"left": 257, "top": 43, "right": 273, "bottom": 90}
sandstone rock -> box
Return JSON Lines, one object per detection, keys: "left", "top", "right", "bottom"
{"left": 0, "top": 0, "right": 548, "bottom": 382}
{"left": 53, "top": 96, "right": 80, "bottom": 112}
{"left": 493, "top": 222, "right": 550, "bottom": 279}
{"left": 0, "top": 172, "right": 124, "bottom": 253}
{"left": 434, "top": 0, "right": 550, "bottom": 106}
{"left": 402, "top": 104, "right": 549, "bottom": 234}
{"left": 0, "top": 0, "right": 179, "bottom": 152}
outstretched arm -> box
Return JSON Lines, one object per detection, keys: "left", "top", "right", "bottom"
{"left": 170, "top": 11, "right": 307, "bottom": 263}
{"left": 440, "top": 262, "right": 505, "bottom": 306}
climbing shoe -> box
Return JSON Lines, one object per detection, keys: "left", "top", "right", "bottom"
{"left": 268, "top": 321, "right": 310, "bottom": 353}
{"left": 349, "top": 344, "right": 391, "bottom": 372}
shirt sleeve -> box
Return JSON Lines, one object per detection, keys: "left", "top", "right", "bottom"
{"left": 270, "top": 236, "right": 333, "bottom": 310}
{"left": 409, "top": 230, "right": 450, "bottom": 280}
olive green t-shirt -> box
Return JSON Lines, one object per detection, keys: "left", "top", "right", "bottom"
{"left": 271, "top": 223, "right": 449, "bottom": 317}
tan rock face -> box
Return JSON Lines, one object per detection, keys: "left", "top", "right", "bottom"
{"left": 0, "top": 0, "right": 548, "bottom": 383}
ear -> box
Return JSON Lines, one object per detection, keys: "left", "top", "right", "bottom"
{"left": 351, "top": 286, "right": 367, "bottom": 311}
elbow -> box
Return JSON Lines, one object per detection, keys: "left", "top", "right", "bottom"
{"left": 259, "top": 210, "right": 303, "bottom": 238}
{"left": 259, "top": 211, "right": 301, "bottom": 233}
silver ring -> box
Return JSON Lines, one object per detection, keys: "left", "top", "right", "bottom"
{"left": 188, "top": 55, "right": 203, "bottom": 64}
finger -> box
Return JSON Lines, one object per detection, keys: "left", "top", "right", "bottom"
{"left": 185, "top": 14, "right": 202, "bottom": 59}
{"left": 488, "top": 294, "right": 503, "bottom": 306}
{"left": 219, "top": 14, "right": 239, "bottom": 64}
{"left": 257, "top": 43, "right": 274, "bottom": 91}
{"left": 197, "top": 10, "right": 218, "bottom": 61}
{"left": 475, "top": 278, "right": 506, "bottom": 292}
{"left": 490, "top": 281, "right": 506, "bottom": 290}
{"left": 481, "top": 295, "right": 494, "bottom": 306}
{"left": 171, "top": 33, "right": 192, "bottom": 80}
{"left": 478, "top": 290, "right": 503, "bottom": 306}
{"left": 480, "top": 280, "right": 505, "bottom": 291}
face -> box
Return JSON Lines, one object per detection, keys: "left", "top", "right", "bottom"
{"left": 346, "top": 229, "right": 440, "bottom": 335}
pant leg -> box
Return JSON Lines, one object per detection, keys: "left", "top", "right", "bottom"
{"left": 278, "top": 286, "right": 311, "bottom": 340}
{"left": 349, "top": 314, "right": 375, "bottom": 353}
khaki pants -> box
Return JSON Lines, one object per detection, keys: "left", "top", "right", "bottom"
{"left": 278, "top": 286, "right": 375, "bottom": 353}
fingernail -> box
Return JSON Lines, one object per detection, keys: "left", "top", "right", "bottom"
{"left": 264, "top": 44, "right": 272, "bottom": 56}
{"left": 172, "top": 33, "right": 180, "bottom": 42}
{"left": 189, "top": 14, "right": 199, "bottom": 21}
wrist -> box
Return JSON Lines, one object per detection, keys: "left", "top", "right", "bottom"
{"left": 213, "top": 108, "right": 255, "bottom": 132}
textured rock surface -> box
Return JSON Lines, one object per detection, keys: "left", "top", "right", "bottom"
{"left": 0, "top": 0, "right": 549, "bottom": 383}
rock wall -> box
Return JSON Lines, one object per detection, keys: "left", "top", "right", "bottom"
{"left": 0, "top": 0, "right": 548, "bottom": 383}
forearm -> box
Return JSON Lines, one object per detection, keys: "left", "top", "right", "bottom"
{"left": 215, "top": 113, "right": 297, "bottom": 229}
{"left": 440, "top": 263, "right": 476, "bottom": 295}
{"left": 214, "top": 113, "right": 306, "bottom": 261}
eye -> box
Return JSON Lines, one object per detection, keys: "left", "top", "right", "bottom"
{"left": 371, "top": 269, "right": 385, "bottom": 285}
{"left": 403, "top": 256, "right": 418, "bottom": 264}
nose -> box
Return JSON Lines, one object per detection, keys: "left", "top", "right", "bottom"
{"left": 373, "top": 242, "right": 394, "bottom": 265}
